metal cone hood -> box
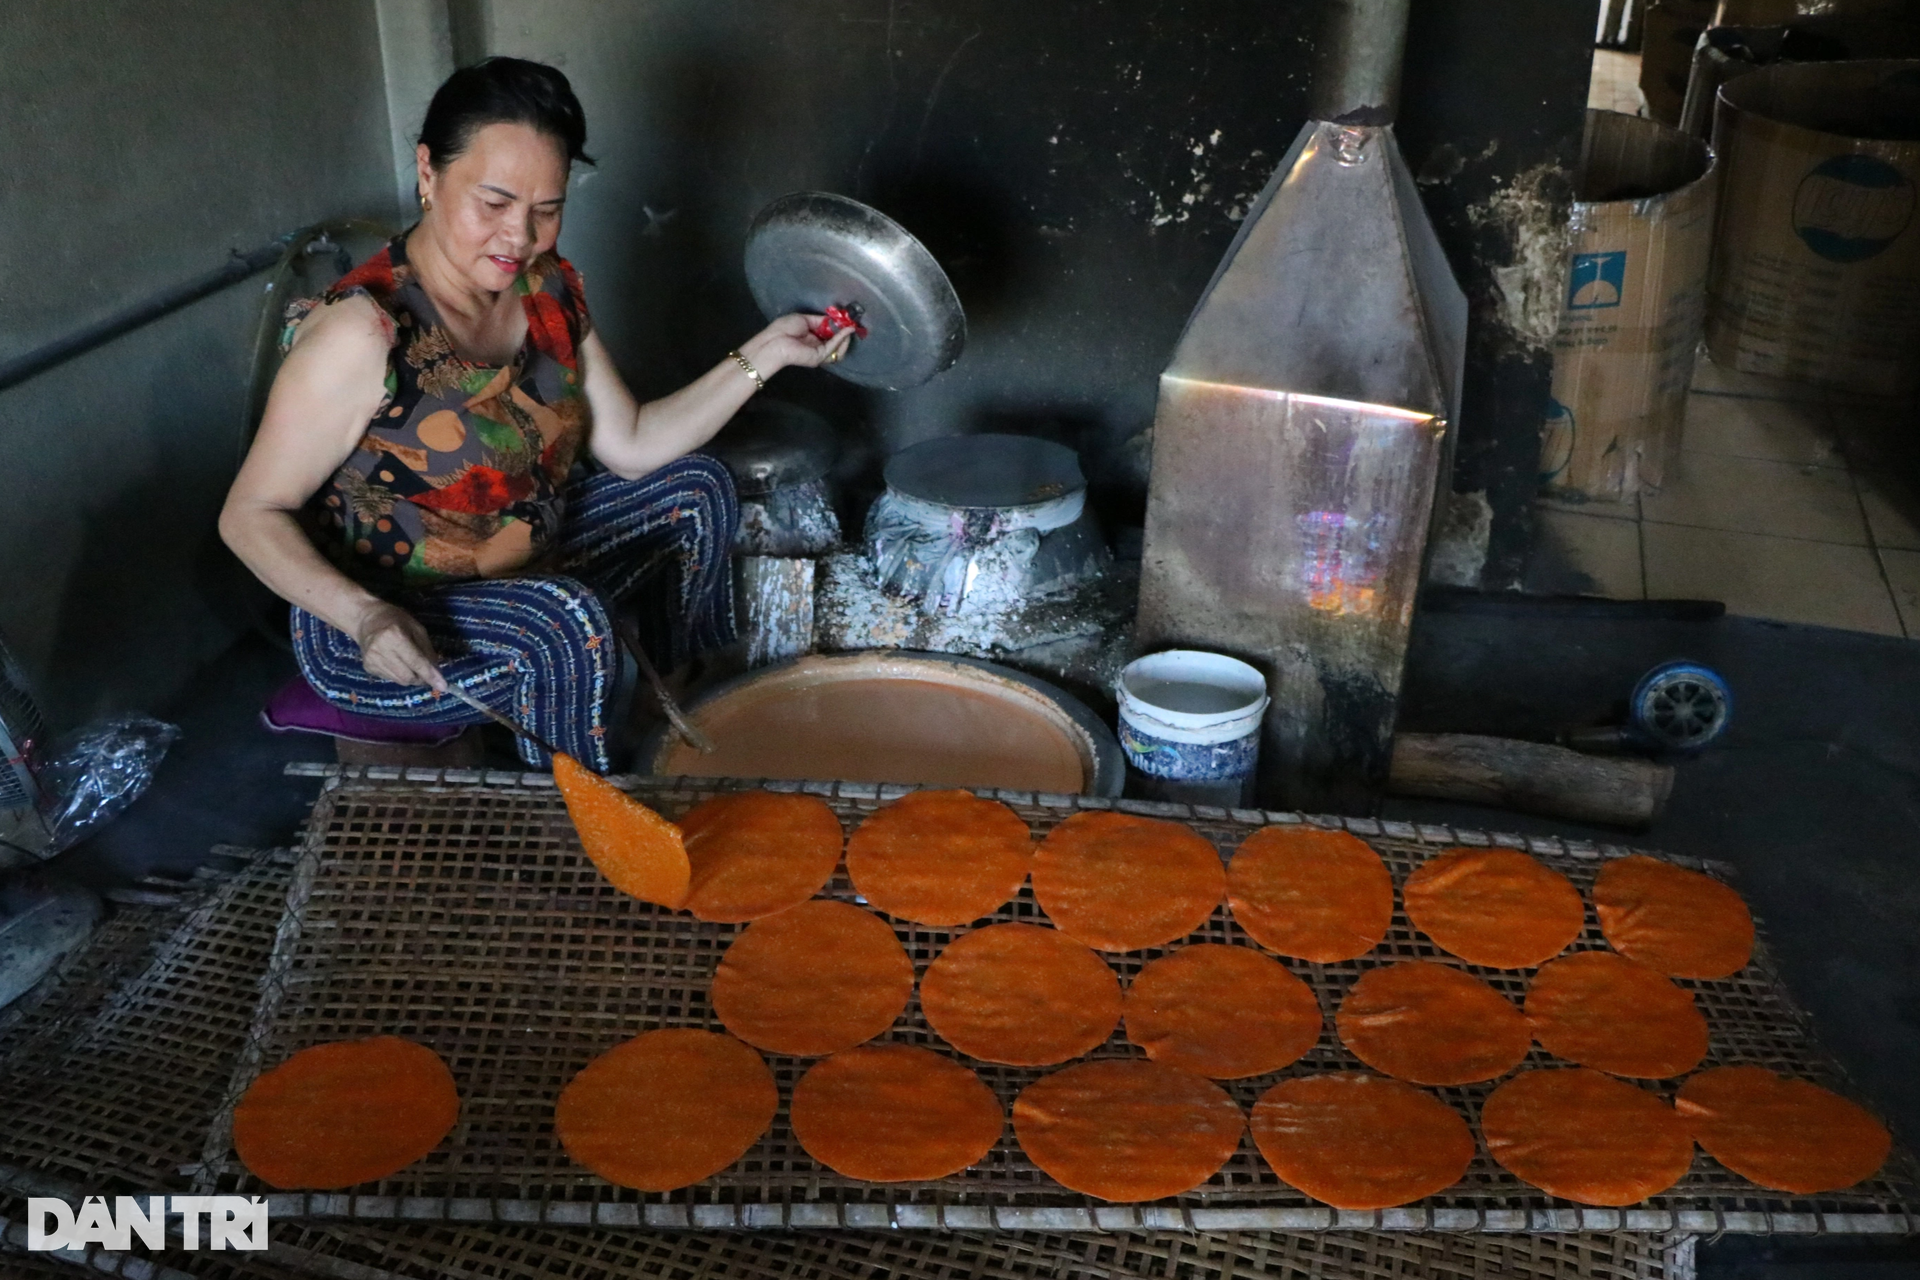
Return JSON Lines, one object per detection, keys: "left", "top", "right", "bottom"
{"left": 1168, "top": 119, "right": 1465, "bottom": 423}
{"left": 1136, "top": 116, "right": 1468, "bottom": 813}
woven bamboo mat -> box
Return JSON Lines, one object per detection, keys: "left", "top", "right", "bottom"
{"left": 196, "top": 767, "right": 1917, "bottom": 1237}
{"left": 0, "top": 842, "right": 1683, "bottom": 1279}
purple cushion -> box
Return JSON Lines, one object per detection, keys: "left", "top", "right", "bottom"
{"left": 262, "top": 677, "right": 464, "bottom": 746}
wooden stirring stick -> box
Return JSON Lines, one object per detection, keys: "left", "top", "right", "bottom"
{"left": 613, "top": 620, "right": 717, "bottom": 755}
{"left": 445, "top": 686, "right": 567, "bottom": 761}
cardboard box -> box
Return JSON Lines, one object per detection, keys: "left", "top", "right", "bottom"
{"left": 1643, "top": 0, "right": 1914, "bottom": 125}
{"left": 1706, "top": 60, "right": 1920, "bottom": 395}
{"left": 1543, "top": 111, "right": 1718, "bottom": 503}
{"left": 1643, "top": 0, "right": 1720, "bottom": 125}
{"left": 1677, "top": 18, "right": 1920, "bottom": 139}
{"left": 1715, "top": 0, "right": 1915, "bottom": 22}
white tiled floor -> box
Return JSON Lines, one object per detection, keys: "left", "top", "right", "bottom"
{"left": 1534, "top": 353, "right": 1920, "bottom": 638}
{"left": 1587, "top": 48, "right": 1647, "bottom": 115}
{"left": 1883, "top": 549, "right": 1920, "bottom": 634}
{"left": 1641, "top": 522, "right": 1903, "bottom": 636}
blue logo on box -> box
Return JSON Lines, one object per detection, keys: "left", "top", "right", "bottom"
{"left": 1567, "top": 252, "right": 1626, "bottom": 309}
{"left": 1793, "top": 155, "right": 1915, "bottom": 264}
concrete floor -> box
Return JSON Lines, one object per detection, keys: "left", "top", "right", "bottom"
{"left": 45, "top": 608, "right": 1920, "bottom": 1276}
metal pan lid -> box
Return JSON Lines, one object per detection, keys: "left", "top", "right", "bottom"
{"left": 744, "top": 192, "right": 966, "bottom": 390}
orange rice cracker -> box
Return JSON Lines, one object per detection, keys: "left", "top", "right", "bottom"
{"left": 790, "top": 1044, "right": 1004, "bottom": 1181}
{"left": 1594, "top": 854, "right": 1754, "bottom": 980}
{"left": 679, "top": 790, "right": 843, "bottom": 923}
{"left": 710, "top": 899, "right": 913, "bottom": 1055}
{"left": 1336, "top": 961, "right": 1530, "bottom": 1086}
{"left": 1402, "top": 847, "right": 1584, "bottom": 969}
{"left": 1482, "top": 1068, "right": 1694, "bottom": 1205}
{"left": 920, "top": 923, "right": 1121, "bottom": 1066}
{"left": 553, "top": 752, "right": 690, "bottom": 908}
{"left": 555, "top": 1029, "right": 777, "bottom": 1192}
{"left": 846, "top": 789, "right": 1033, "bottom": 926}
{"left": 1677, "top": 1065, "right": 1891, "bottom": 1194}
{"left": 1252, "top": 1073, "right": 1474, "bottom": 1209}
{"left": 1526, "top": 951, "right": 1707, "bottom": 1078}
{"left": 1032, "top": 811, "right": 1225, "bottom": 951}
{"left": 232, "top": 1036, "right": 459, "bottom": 1190}
{"left": 1227, "top": 826, "right": 1393, "bottom": 962}
{"left": 1013, "top": 1059, "right": 1245, "bottom": 1201}
{"left": 1124, "top": 944, "right": 1322, "bottom": 1079}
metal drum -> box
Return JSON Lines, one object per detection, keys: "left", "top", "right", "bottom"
{"left": 707, "top": 399, "right": 842, "bottom": 557}
{"left": 866, "top": 434, "right": 1111, "bottom": 615}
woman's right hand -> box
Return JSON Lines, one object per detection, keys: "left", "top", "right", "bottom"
{"left": 353, "top": 601, "right": 447, "bottom": 692}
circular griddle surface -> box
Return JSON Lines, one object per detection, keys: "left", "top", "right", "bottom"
{"left": 883, "top": 433, "right": 1084, "bottom": 510}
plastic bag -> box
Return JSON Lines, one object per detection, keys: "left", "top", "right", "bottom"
{"left": 35, "top": 716, "right": 179, "bottom": 855}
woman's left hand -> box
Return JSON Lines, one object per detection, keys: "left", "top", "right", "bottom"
{"left": 738, "top": 313, "right": 856, "bottom": 376}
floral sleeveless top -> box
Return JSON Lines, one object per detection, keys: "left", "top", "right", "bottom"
{"left": 291, "top": 234, "right": 592, "bottom": 590}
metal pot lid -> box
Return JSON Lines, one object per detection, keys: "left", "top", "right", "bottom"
{"left": 883, "top": 433, "right": 1084, "bottom": 511}
{"left": 744, "top": 192, "right": 966, "bottom": 391}
{"left": 708, "top": 399, "right": 836, "bottom": 496}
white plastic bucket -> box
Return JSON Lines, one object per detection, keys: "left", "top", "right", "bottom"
{"left": 1115, "top": 651, "right": 1268, "bottom": 788}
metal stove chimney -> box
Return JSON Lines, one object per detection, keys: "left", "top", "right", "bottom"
{"left": 1135, "top": 0, "right": 1468, "bottom": 813}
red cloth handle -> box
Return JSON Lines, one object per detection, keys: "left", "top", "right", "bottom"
{"left": 810, "top": 304, "right": 869, "bottom": 341}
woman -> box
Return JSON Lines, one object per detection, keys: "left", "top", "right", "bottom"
{"left": 221, "top": 58, "right": 850, "bottom": 773}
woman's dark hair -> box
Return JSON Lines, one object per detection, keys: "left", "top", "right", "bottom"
{"left": 418, "top": 57, "right": 594, "bottom": 169}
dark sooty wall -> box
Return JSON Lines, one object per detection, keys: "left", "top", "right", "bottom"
{"left": 496, "top": 0, "right": 1594, "bottom": 582}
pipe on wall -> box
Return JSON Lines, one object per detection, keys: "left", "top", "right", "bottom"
{"left": 1312, "top": 0, "right": 1413, "bottom": 125}
{"left": 0, "top": 238, "right": 294, "bottom": 394}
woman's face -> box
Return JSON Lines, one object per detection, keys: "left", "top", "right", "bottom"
{"left": 416, "top": 122, "right": 569, "bottom": 293}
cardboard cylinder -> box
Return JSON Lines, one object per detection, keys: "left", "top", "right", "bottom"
{"left": 1543, "top": 110, "right": 1717, "bottom": 503}
{"left": 1706, "top": 60, "right": 1920, "bottom": 395}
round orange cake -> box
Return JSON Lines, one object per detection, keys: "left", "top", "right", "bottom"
{"left": 845, "top": 790, "right": 1033, "bottom": 926}
{"left": 233, "top": 1036, "right": 459, "bottom": 1190}
{"left": 1481, "top": 1068, "right": 1695, "bottom": 1205}
{"left": 1013, "top": 1059, "right": 1245, "bottom": 1202}
{"left": 710, "top": 899, "right": 913, "bottom": 1055}
{"left": 1525, "top": 951, "right": 1707, "bottom": 1078}
{"left": 1032, "top": 811, "right": 1225, "bottom": 951}
{"left": 553, "top": 753, "right": 690, "bottom": 908}
{"left": 1402, "top": 848, "right": 1584, "bottom": 969}
{"left": 1252, "top": 1073, "right": 1474, "bottom": 1209}
{"left": 1676, "top": 1065, "right": 1891, "bottom": 1194}
{"left": 1124, "top": 944, "right": 1322, "bottom": 1079}
{"left": 1227, "top": 826, "right": 1393, "bottom": 962}
{"left": 920, "top": 923, "right": 1121, "bottom": 1066}
{"left": 678, "top": 790, "right": 843, "bottom": 923}
{"left": 1593, "top": 854, "right": 1753, "bottom": 979}
{"left": 554, "top": 1029, "right": 777, "bottom": 1192}
{"left": 1336, "top": 961, "right": 1531, "bottom": 1086}
{"left": 789, "top": 1044, "right": 1004, "bottom": 1181}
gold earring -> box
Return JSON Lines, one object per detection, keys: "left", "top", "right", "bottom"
{"left": 421, "top": 193, "right": 433, "bottom": 212}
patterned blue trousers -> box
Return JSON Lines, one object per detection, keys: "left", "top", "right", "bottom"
{"left": 291, "top": 456, "right": 739, "bottom": 772}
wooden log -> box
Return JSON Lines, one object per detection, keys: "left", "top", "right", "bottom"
{"left": 736, "top": 556, "right": 816, "bottom": 669}
{"left": 1388, "top": 732, "right": 1675, "bottom": 828}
